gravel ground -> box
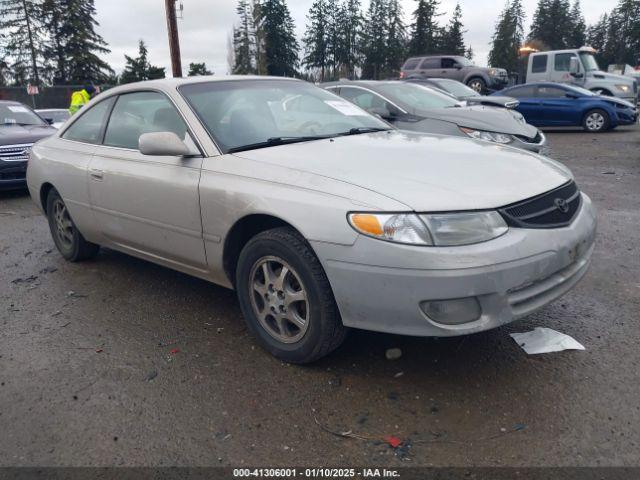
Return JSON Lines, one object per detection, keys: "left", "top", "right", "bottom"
{"left": 1, "top": 124, "right": 639, "bottom": 467}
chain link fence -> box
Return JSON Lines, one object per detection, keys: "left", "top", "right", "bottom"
{"left": 0, "top": 85, "right": 113, "bottom": 109}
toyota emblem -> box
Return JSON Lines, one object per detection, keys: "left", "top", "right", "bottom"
{"left": 554, "top": 198, "right": 570, "bottom": 213}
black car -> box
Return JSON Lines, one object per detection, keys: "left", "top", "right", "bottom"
{"left": 0, "top": 100, "right": 56, "bottom": 190}
{"left": 406, "top": 78, "right": 520, "bottom": 109}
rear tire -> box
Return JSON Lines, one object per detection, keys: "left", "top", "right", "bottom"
{"left": 466, "top": 77, "right": 487, "bottom": 93}
{"left": 582, "top": 109, "right": 610, "bottom": 132}
{"left": 46, "top": 189, "right": 99, "bottom": 261}
{"left": 236, "top": 227, "right": 347, "bottom": 364}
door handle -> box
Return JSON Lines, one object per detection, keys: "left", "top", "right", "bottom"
{"left": 90, "top": 169, "right": 104, "bottom": 180}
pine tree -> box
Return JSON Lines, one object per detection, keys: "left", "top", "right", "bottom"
{"left": 361, "top": 0, "right": 389, "bottom": 79}
{"left": 120, "top": 40, "right": 166, "bottom": 84}
{"left": 302, "top": 0, "right": 330, "bottom": 80}
{"left": 335, "top": 0, "right": 362, "bottom": 79}
{"left": 605, "top": 0, "right": 640, "bottom": 66}
{"left": 528, "top": 0, "right": 573, "bottom": 50}
{"left": 385, "top": 0, "right": 407, "bottom": 76}
{"left": 42, "top": 0, "right": 114, "bottom": 85}
{"left": 408, "top": 0, "right": 442, "bottom": 56}
{"left": 188, "top": 62, "right": 212, "bottom": 76}
{"left": 464, "top": 45, "right": 474, "bottom": 61}
{"left": 488, "top": 0, "right": 525, "bottom": 73}
{"left": 568, "top": 0, "right": 586, "bottom": 47}
{"left": 0, "top": 0, "right": 47, "bottom": 85}
{"left": 257, "top": 0, "right": 299, "bottom": 77}
{"left": 441, "top": 3, "right": 465, "bottom": 56}
{"left": 233, "top": 0, "right": 255, "bottom": 74}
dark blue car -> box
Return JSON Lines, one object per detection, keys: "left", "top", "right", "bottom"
{"left": 493, "top": 83, "right": 638, "bottom": 132}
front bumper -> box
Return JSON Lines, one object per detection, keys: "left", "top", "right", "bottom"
{"left": 0, "top": 159, "right": 28, "bottom": 189}
{"left": 312, "top": 193, "right": 596, "bottom": 337}
{"left": 511, "top": 130, "right": 547, "bottom": 154}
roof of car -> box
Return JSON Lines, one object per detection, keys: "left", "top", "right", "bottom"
{"left": 109, "top": 75, "right": 300, "bottom": 91}
{"left": 321, "top": 80, "right": 404, "bottom": 88}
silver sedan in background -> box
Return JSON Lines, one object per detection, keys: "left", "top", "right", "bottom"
{"left": 323, "top": 80, "right": 547, "bottom": 153}
{"left": 27, "top": 76, "right": 595, "bottom": 363}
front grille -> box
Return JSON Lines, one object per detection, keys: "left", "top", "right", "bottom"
{"left": 499, "top": 180, "right": 581, "bottom": 229}
{"left": 0, "top": 144, "right": 33, "bottom": 162}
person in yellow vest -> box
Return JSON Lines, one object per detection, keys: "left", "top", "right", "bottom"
{"left": 69, "top": 84, "right": 96, "bottom": 115}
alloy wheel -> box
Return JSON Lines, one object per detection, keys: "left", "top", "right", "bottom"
{"left": 585, "top": 112, "right": 605, "bottom": 131}
{"left": 468, "top": 80, "right": 484, "bottom": 93}
{"left": 52, "top": 198, "right": 74, "bottom": 249}
{"left": 248, "top": 256, "right": 309, "bottom": 344}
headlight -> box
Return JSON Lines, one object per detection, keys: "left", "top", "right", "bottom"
{"left": 460, "top": 127, "right": 513, "bottom": 144}
{"left": 489, "top": 68, "right": 497, "bottom": 76}
{"left": 348, "top": 211, "right": 508, "bottom": 246}
{"left": 348, "top": 213, "right": 433, "bottom": 245}
{"left": 420, "top": 211, "right": 508, "bottom": 246}
{"left": 615, "top": 84, "right": 630, "bottom": 93}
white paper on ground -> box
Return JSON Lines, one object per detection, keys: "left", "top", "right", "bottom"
{"left": 510, "top": 327, "right": 585, "bottom": 354}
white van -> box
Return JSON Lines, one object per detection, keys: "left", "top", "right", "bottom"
{"left": 526, "top": 47, "right": 638, "bottom": 103}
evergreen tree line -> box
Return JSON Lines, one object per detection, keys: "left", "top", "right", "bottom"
{"left": 489, "top": 0, "right": 640, "bottom": 73}
{"left": 232, "top": 0, "right": 473, "bottom": 81}
{"left": 0, "top": 0, "right": 214, "bottom": 87}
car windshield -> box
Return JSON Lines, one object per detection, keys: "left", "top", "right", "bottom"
{"left": 579, "top": 53, "right": 600, "bottom": 72}
{"left": 376, "top": 82, "right": 462, "bottom": 110}
{"left": 455, "top": 57, "right": 473, "bottom": 67}
{"left": 0, "top": 103, "right": 46, "bottom": 126}
{"left": 433, "top": 79, "right": 479, "bottom": 98}
{"left": 179, "top": 79, "right": 391, "bottom": 153}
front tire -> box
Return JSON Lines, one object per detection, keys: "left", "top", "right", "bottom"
{"left": 582, "top": 109, "right": 610, "bottom": 132}
{"left": 236, "top": 227, "right": 347, "bottom": 364}
{"left": 466, "top": 77, "right": 487, "bottom": 93}
{"left": 46, "top": 189, "right": 99, "bottom": 261}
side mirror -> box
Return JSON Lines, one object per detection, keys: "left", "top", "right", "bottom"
{"left": 367, "top": 106, "right": 394, "bottom": 120}
{"left": 44, "top": 118, "right": 54, "bottom": 125}
{"left": 139, "top": 132, "right": 191, "bottom": 157}
{"left": 569, "top": 57, "right": 580, "bottom": 76}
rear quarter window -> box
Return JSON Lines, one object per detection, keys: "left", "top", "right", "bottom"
{"left": 506, "top": 86, "right": 536, "bottom": 98}
{"left": 531, "top": 55, "right": 548, "bottom": 74}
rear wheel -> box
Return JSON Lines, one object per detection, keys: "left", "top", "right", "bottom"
{"left": 582, "top": 109, "right": 610, "bottom": 132}
{"left": 466, "top": 77, "right": 486, "bottom": 93}
{"left": 46, "top": 189, "right": 99, "bottom": 261}
{"left": 236, "top": 227, "right": 347, "bottom": 364}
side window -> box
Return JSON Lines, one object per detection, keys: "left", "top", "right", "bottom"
{"left": 441, "top": 58, "right": 456, "bottom": 68}
{"left": 506, "top": 86, "right": 536, "bottom": 98}
{"left": 531, "top": 55, "right": 548, "bottom": 74}
{"left": 340, "top": 88, "right": 388, "bottom": 111}
{"left": 554, "top": 53, "right": 577, "bottom": 72}
{"left": 538, "top": 86, "right": 567, "bottom": 98}
{"left": 402, "top": 58, "right": 421, "bottom": 70}
{"left": 104, "top": 91, "right": 188, "bottom": 150}
{"left": 420, "top": 58, "right": 440, "bottom": 69}
{"left": 62, "top": 98, "right": 115, "bottom": 144}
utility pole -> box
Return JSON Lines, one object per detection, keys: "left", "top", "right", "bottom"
{"left": 164, "top": 0, "right": 183, "bottom": 78}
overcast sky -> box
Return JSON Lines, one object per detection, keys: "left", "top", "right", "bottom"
{"left": 94, "top": 0, "right": 616, "bottom": 76}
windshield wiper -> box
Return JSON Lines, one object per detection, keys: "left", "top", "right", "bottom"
{"left": 227, "top": 135, "right": 334, "bottom": 154}
{"left": 339, "top": 127, "right": 391, "bottom": 136}
{"left": 1, "top": 122, "right": 39, "bottom": 126}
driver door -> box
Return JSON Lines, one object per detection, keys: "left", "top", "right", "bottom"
{"left": 88, "top": 91, "right": 207, "bottom": 272}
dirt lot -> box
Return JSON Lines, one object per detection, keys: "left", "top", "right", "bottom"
{"left": 1, "top": 125, "right": 639, "bottom": 467}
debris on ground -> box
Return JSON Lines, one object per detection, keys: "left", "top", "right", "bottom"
{"left": 385, "top": 348, "right": 402, "bottom": 360}
{"left": 39, "top": 266, "right": 58, "bottom": 274}
{"left": 169, "top": 348, "right": 180, "bottom": 355}
{"left": 66, "top": 291, "right": 88, "bottom": 298}
{"left": 11, "top": 275, "right": 38, "bottom": 285}
{"left": 601, "top": 171, "right": 616, "bottom": 175}
{"left": 95, "top": 348, "right": 103, "bottom": 353}
{"left": 384, "top": 435, "right": 402, "bottom": 448}
{"left": 510, "top": 327, "right": 585, "bottom": 354}
{"left": 145, "top": 370, "right": 158, "bottom": 382}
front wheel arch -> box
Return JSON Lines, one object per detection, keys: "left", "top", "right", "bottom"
{"left": 40, "top": 182, "right": 55, "bottom": 213}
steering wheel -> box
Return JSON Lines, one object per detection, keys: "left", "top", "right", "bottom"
{"left": 297, "top": 120, "right": 323, "bottom": 135}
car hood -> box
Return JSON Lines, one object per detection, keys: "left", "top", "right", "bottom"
{"left": 232, "top": 131, "right": 572, "bottom": 212}
{"left": 464, "top": 95, "right": 519, "bottom": 109}
{"left": 594, "top": 71, "right": 635, "bottom": 85}
{"left": 600, "top": 95, "right": 637, "bottom": 109}
{"left": 0, "top": 124, "right": 56, "bottom": 146}
{"left": 414, "top": 105, "right": 538, "bottom": 138}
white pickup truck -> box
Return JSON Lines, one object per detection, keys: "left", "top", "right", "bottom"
{"left": 526, "top": 47, "right": 638, "bottom": 103}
